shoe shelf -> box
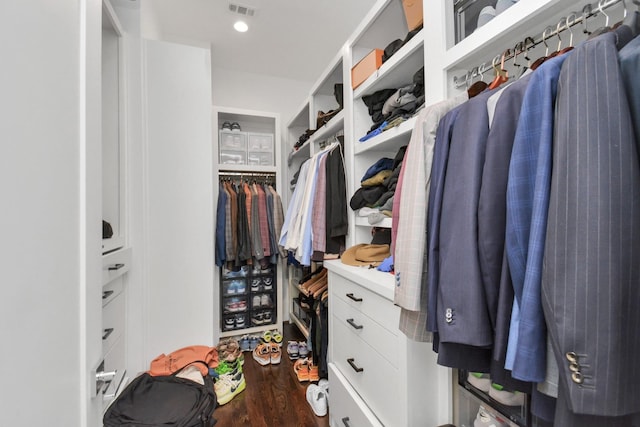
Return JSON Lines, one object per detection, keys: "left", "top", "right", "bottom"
{"left": 310, "top": 110, "right": 345, "bottom": 146}
{"left": 220, "top": 265, "right": 278, "bottom": 334}
{"left": 457, "top": 370, "right": 530, "bottom": 427}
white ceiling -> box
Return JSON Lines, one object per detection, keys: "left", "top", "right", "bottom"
{"left": 141, "top": 0, "right": 378, "bottom": 83}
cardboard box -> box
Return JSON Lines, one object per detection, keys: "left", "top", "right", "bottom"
{"left": 351, "top": 49, "right": 384, "bottom": 89}
{"left": 402, "top": 0, "right": 423, "bottom": 31}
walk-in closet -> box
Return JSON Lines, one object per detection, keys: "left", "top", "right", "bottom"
{"left": 4, "top": 0, "right": 640, "bottom": 426}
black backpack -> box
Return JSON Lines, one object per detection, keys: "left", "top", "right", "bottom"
{"left": 103, "top": 368, "right": 217, "bottom": 427}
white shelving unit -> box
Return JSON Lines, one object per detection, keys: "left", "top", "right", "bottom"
{"left": 212, "top": 106, "right": 284, "bottom": 339}
{"left": 282, "top": 0, "right": 629, "bottom": 424}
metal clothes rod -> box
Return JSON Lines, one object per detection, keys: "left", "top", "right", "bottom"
{"left": 219, "top": 171, "right": 276, "bottom": 177}
{"left": 453, "top": 0, "right": 627, "bottom": 89}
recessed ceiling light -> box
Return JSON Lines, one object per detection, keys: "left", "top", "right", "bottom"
{"left": 234, "top": 21, "right": 249, "bottom": 32}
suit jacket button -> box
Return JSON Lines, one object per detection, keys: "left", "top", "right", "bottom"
{"left": 571, "top": 371, "right": 584, "bottom": 384}
{"left": 569, "top": 362, "right": 580, "bottom": 373}
{"left": 565, "top": 351, "right": 578, "bottom": 363}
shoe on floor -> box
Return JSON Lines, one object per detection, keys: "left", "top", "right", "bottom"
{"left": 298, "top": 341, "right": 309, "bottom": 359}
{"left": 318, "top": 378, "right": 329, "bottom": 398}
{"left": 215, "top": 371, "right": 246, "bottom": 405}
{"left": 294, "top": 358, "right": 311, "bottom": 382}
{"left": 489, "top": 383, "right": 525, "bottom": 406}
{"left": 306, "top": 384, "right": 328, "bottom": 417}
{"left": 287, "top": 341, "right": 299, "bottom": 359}
{"left": 269, "top": 342, "right": 281, "bottom": 364}
{"left": 467, "top": 372, "right": 491, "bottom": 393}
{"left": 252, "top": 343, "right": 271, "bottom": 366}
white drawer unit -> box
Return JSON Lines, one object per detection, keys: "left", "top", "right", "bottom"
{"left": 100, "top": 246, "right": 130, "bottom": 411}
{"left": 326, "top": 261, "right": 450, "bottom": 426}
{"left": 103, "top": 291, "right": 125, "bottom": 353}
{"left": 329, "top": 363, "right": 383, "bottom": 427}
{"left": 219, "top": 130, "right": 247, "bottom": 151}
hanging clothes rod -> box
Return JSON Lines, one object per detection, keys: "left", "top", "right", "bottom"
{"left": 219, "top": 171, "right": 276, "bottom": 178}
{"left": 452, "top": 0, "right": 626, "bottom": 89}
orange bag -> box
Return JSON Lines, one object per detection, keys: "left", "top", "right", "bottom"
{"left": 148, "top": 345, "right": 219, "bottom": 377}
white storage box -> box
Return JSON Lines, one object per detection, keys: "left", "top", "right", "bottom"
{"left": 220, "top": 150, "right": 247, "bottom": 165}
{"left": 247, "top": 151, "right": 273, "bottom": 166}
{"left": 247, "top": 133, "right": 274, "bottom": 152}
{"left": 219, "top": 130, "right": 247, "bottom": 151}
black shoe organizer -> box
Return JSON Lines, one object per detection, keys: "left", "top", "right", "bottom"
{"left": 220, "top": 264, "right": 276, "bottom": 332}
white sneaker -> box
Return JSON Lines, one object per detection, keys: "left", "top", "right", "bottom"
{"left": 489, "top": 384, "right": 525, "bottom": 406}
{"left": 318, "top": 378, "right": 329, "bottom": 398}
{"left": 467, "top": 372, "right": 491, "bottom": 393}
{"left": 306, "top": 384, "right": 328, "bottom": 417}
{"left": 474, "top": 405, "right": 509, "bottom": 427}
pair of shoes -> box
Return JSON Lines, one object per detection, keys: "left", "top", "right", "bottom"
{"left": 222, "top": 121, "right": 242, "bottom": 132}
{"left": 287, "top": 341, "right": 308, "bottom": 359}
{"left": 489, "top": 383, "right": 525, "bottom": 406}
{"left": 473, "top": 405, "right": 509, "bottom": 427}
{"left": 225, "top": 297, "right": 247, "bottom": 312}
{"left": 261, "top": 330, "right": 283, "bottom": 346}
{"left": 215, "top": 370, "right": 246, "bottom": 405}
{"left": 223, "top": 267, "right": 248, "bottom": 279}
{"left": 294, "top": 357, "right": 319, "bottom": 382}
{"left": 306, "top": 379, "right": 329, "bottom": 416}
{"left": 250, "top": 278, "right": 262, "bottom": 292}
{"left": 224, "top": 314, "right": 246, "bottom": 330}
{"left": 251, "top": 310, "right": 273, "bottom": 325}
{"left": 252, "top": 342, "right": 281, "bottom": 365}
{"left": 252, "top": 294, "right": 272, "bottom": 308}
{"left": 225, "top": 280, "right": 246, "bottom": 295}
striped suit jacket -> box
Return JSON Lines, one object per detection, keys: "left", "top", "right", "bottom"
{"left": 543, "top": 30, "right": 640, "bottom": 419}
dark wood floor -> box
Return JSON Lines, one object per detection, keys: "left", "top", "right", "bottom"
{"left": 213, "top": 322, "right": 330, "bottom": 427}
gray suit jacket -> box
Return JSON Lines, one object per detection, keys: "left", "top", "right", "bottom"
{"left": 543, "top": 30, "right": 640, "bottom": 420}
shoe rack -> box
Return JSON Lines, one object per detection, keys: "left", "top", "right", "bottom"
{"left": 220, "top": 265, "right": 278, "bottom": 333}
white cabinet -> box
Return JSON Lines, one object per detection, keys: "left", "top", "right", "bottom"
{"left": 212, "top": 106, "right": 284, "bottom": 339}
{"left": 326, "top": 261, "right": 447, "bottom": 426}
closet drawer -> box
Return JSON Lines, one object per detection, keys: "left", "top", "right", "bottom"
{"left": 103, "top": 291, "right": 125, "bottom": 354}
{"left": 333, "top": 295, "right": 399, "bottom": 366}
{"left": 102, "top": 276, "right": 124, "bottom": 307}
{"left": 102, "top": 247, "right": 132, "bottom": 286}
{"left": 102, "top": 335, "right": 127, "bottom": 407}
{"left": 333, "top": 316, "right": 401, "bottom": 427}
{"left": 329, "top": 363, "right": 383, "bottom": 427}
{"left": 332, "top": 275, "right": 399, "bottom": 336}
{"left": 219, "top": 130, "right": 247, "bottom": 151}
{"left": 247, "top": 151, "right": 273, "bottom": 166}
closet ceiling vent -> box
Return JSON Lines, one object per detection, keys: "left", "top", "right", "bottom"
{"left": 228, "top": 3, "right": 256, "bottom": 17}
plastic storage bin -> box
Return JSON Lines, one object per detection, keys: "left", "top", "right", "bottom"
{"left": 247, "top": 133, "right": 274, "bottom": 152}
{"left": 220, "top": 150, "right": 247, "bottom": 165}
{"left": 247, "top": 151, "right": 273, "bottom": 166}
{"left": 219, "top": 130, "right": 247, "bottom": 151}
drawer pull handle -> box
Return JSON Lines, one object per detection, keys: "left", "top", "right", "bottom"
{"left": 342, "top": 417, "right": 351, "bottom": 427}
{"left": 346, "top": 293, "right": 362, "bottom": 302}
{"left": 346, "top": 318, "right": 363, "bottom": 330}
{"left": 102, "top": 290, "right": 114, "bottom": 299}
{"left": 347, "top": 358, "right": 364, "bottom": 373}
{"left": 102, "top": 328, "right": 115, "bottom": 340}
{"left": 108, "top": 263, "right": 125, "bottom": 271}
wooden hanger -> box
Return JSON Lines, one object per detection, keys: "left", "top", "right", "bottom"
{"left": 467, "top": 64, "right": 488, "bottom": 98}
{"left": 488, "top": 50, "right": 509, "bottom": 90}
{"left": 531, "top": 26, "right": 553, "bottom": 70}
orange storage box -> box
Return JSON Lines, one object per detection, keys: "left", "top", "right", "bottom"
{"left": 402, "top": 0, "right": 423, "bottom": 32}
{"left": 351, "top": 49, "right": 384, "bottom": 89}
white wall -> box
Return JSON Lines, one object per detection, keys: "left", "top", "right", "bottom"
{"left": 0, "top": 0, "right": 102, "bottom": 425}
{"left": 211, "top": 66, "right": 311, "bottom": 130}
{"left": 143, "top": 39, "right": 215, "bottom": 361}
